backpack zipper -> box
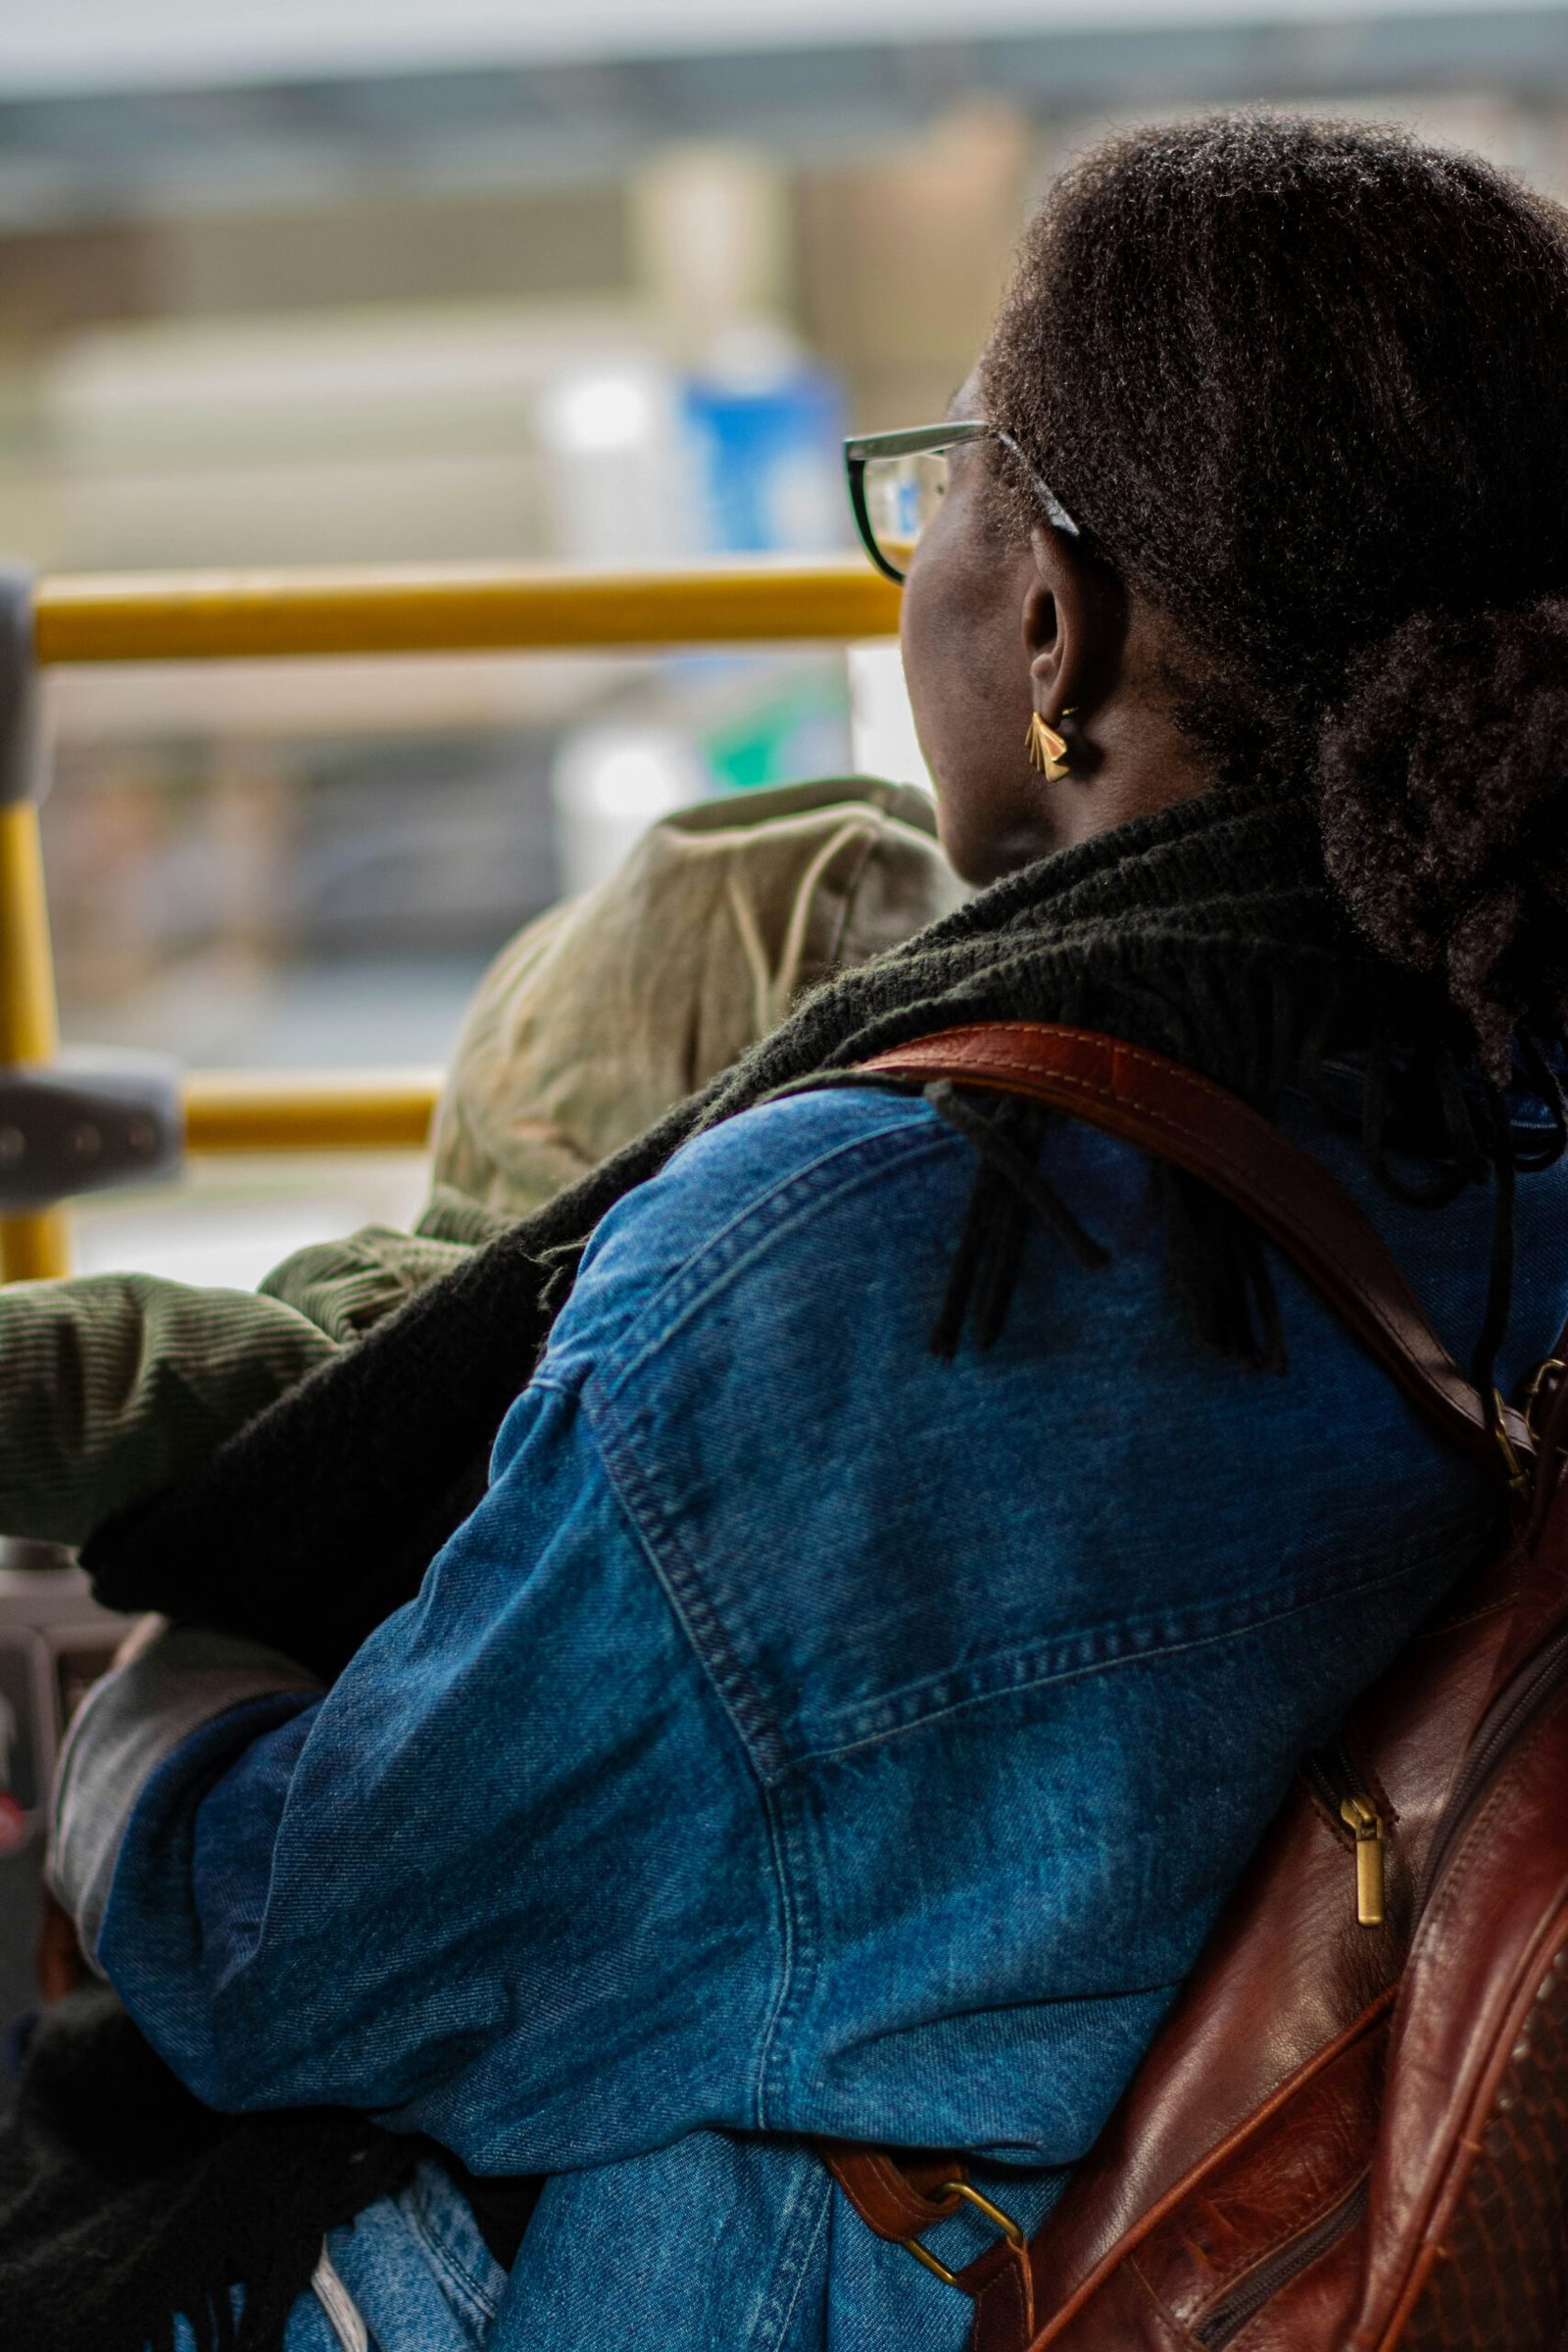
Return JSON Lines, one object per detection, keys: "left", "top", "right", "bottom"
{"left": 1414, "top": 1616, "right": 1568, "bottom": 1917}
{"left": 1185, "top": 1619, "right": 1568, "bottom": 2347}
{"left": 1302, "top": 1738, "right": 1386, "bottom": 1927}
{"left": 1193, "top": 2178, "right": 1369, "bottom": 2348}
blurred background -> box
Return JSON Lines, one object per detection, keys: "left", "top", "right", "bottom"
{"left": 3, "top": 0, "right": 1568, "bottom": 2026}
{"left": 5, "top": 0, "right": 1568, "bottom": 1278}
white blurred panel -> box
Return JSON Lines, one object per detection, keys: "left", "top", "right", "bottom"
{"left": 848, "top": 640, "right": 932, "bottom": 796}
{"left": 535, "top": 361, "right": 692, "bottom": 564}
{"left": 552, "top": 722, "right": 707, "bottom": 896}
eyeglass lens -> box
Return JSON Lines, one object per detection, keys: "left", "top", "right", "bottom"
{"left": 861, "top": 448, "right": 950, "bottom": 581}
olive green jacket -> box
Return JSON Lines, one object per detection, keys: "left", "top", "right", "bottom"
{"left": 0, "top": 780, "right": 957, "bottom": 1545}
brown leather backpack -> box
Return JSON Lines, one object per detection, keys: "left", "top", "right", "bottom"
{"left": 819, "top": 1021, "right": 1568, "bottom": 2352}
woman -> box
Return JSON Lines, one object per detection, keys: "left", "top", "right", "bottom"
{"left": 37, "top": 115, "right": 1568, "bottom": 2351}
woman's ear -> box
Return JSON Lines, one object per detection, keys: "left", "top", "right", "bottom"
{"left": 1022, "top": 525, "right": 1127, "bottom": 727}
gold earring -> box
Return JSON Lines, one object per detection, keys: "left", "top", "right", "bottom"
{"left": 1026, "top": 711, "right": 1070, "bottom": 782}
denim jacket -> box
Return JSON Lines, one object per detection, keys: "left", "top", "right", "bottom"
{"left": 51, "top": 1079, "right": 1568, "bottom": 2352}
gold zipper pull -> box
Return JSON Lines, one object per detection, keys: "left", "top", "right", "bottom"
{"left": 1340, "top": 1795, "right": 1386, "bottom": 1927}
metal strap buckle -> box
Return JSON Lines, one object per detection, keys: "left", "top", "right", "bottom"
{"left": 1494, "top": 1391, "right": 1534, "bottom": 1505}
{"left": 901, "top": 2180, "right": 1034, "bottom": 2333}
{"left": 1524, "top": 1358, "right": 1567, "bottom": 1446}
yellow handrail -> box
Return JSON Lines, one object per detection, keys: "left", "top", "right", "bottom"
{"left": 2, "top": 557, "right": 902, "bottom": 1283}
{"left": 0, "top": 803, "right": 69, "bottom": 1282}
{"left": 182, "top": 1069, "right": 441, "bottom": 1154}
{"left": 33, "top": 560, "right": 901, "bottom": 665}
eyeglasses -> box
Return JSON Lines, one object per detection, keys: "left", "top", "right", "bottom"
{"left": 843, "top": 420, "right": 1082, "bottom": 586}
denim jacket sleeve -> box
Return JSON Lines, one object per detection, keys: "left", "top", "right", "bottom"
{"left": 69, "top": 1094, "right": 988, "bottom": 2167}
{"left": 75, "top": 1360, "right": 790, "bottom": 2167}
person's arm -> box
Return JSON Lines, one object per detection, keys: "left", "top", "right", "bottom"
{"left": 0, "top": 1274, "right": 339, "bottom": 1546}
{"left": 47, "top": 1623, "right": 324, "bottom": 1967}
{"left": 258, "top": 1223, "right": 484, "bottom": 1341}
{"left": 47, "top": 1089, "right": 971, "bottom": 2163}
{"left": 47, "top": 1365, "right": 781, "bottom": 2170}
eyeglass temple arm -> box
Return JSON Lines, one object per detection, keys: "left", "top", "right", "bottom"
{"left": 843, "top": 421, "right": 1081, "bottom": 540}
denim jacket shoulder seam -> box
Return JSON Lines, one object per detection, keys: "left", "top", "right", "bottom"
{"left": 589, "top": 1117, "right": 961, "bottom": 1399}
{"left": 592, "top": 1389, "right": 790, "bottom": 1777}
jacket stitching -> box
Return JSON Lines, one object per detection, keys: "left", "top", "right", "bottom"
{"left": 594, "top": 1403, "right": 788, "bottom": 1777}
{"left": 588, "top": 1117, "right": 959, "bottom": 1399}
{"left": 797, "top": 1504, "right": 1488, "bottom": 1742}
{"left": 589, "top": 1413, "right": 800, "bottom": 2132}
{"left": 403, "top": 2173, "right": 506, "bottom": 2330}
{"left": 754, "top": 1773, "right": 807, "bottom": 2132}
{"left": 756, "top": 2151, "right": 834, "bottom": 2351}
{"left": 592, "top": 1349, "right": 1482, "bottom": 1774}
{"left": 783, "top": 1540, "right": 1475, "bottom": 1769}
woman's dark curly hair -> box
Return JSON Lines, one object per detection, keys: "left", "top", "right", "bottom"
{"left": 980, "top": 112, "right": 1568, "bottom": 1080}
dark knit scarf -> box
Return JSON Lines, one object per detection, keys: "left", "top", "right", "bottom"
{"left": 5, "top": 778, "right": 1455, "bottom": 2352}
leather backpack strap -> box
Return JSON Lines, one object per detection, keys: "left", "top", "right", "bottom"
{"left": 817, "top": 2141, "right": 1035, "bottom": 2338}
{"left": 817, "top": 1018, "right": 1546, "bottom": 2326}
{"left": 858, "top": 1021, "right": 1534, "bottom": 1485}
{"left": 817, "top": 2142, "right": 968, "bottom": 2239}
